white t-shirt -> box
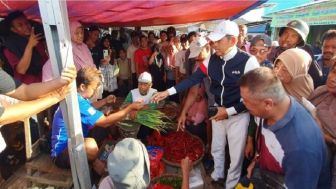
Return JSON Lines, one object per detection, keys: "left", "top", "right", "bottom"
{"left": 175, "top": 49, "right": 187, "bottom": 74}
{"left": 127, "top": 44, "right": 138, "bottom": 74}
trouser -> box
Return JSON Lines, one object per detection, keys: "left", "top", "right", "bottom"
{"left": 211, "top": 112, "right": 249, "bottom": 189}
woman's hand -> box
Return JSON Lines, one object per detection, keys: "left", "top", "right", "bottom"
{"left": 104, "top": 95, "right": 116, "bottom": 105}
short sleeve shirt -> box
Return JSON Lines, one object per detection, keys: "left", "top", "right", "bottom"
{"left": 51, "top": 94, "right": 103, "bottom": 156}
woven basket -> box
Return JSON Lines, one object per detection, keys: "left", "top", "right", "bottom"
{"left": 158, "top": 101, "right": 179, "bottom": 120}
{"left": 149, "top": 173, "right": 182, "bottom": 189}
{"left": 162, "top": 131, "right": 205, "bottom": 167}
{"left": 116, "top": 120, "right": 140, "bottom": 138}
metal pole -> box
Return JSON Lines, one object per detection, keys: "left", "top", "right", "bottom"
{"left": 38, "top": 0, "right": 91, "bottom": 188}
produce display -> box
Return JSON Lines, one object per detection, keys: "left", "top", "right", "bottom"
{"left": 158, "top": 102, "right": 179, "bottom": 120}
{"left": 118, "top": 109, "right": 173, "bottom": 132}
{"left": 148, "top": 131, "right": 204, "bottom": 165}
{"left": 150, "top": 175, "right": 182, "bottom": 189}
{"left": 136, "top": 109, "right": 172, "bottom": 131}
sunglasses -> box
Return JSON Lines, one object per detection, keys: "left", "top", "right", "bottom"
{"left": 249, "top": 48, "right": 269, "bottom": 55}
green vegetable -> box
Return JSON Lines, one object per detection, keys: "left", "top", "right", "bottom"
{"left": 158, "top": 177, "right": 182, "bottom": 189}
{"left": 135, "top": 109, "right": 173, "bottom": 132}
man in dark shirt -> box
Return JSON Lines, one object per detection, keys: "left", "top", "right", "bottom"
{"left": 315, "top": 29, "right": 336, "bottom": 87}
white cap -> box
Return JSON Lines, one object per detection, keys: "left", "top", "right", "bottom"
{"left": 207, "top": 20, "right": 239, "bottom": 42}
{"left": 189, "top": 36, "right": 208, "bottom": 58}
{"left": 138, "top": 72, "right": 152, "bottom": 83}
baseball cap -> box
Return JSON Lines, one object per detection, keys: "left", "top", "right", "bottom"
{"left": 250, "top": 34, "right": 272, "bottom": 47}
{"left": 107, "top": 138, "right": 150, "bottom": 189}
{"left": 189, "top": 36, "right": 208, "bottom": 58}
{"left": 138, "top": 72, "right": 152, "bottom": 83}
{"left": 207, "top": 20, "right": 239, "bottom": 42}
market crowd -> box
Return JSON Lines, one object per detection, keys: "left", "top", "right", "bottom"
{"left": 0, "top": 10, "right": 336, "bottom": 189}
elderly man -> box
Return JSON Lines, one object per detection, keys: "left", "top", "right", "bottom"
{"left": 315, "top": 29, "right": 336, "bottom": 87}
{"left": 239, "top": 67, "right": 330, "bottom": 189}
{"left": 152, "top": 20, "right": 259, "bottom": 188}
{"left": 123, "top": 72, "right": 157, "bottom": 108}
{"left": 123, "top": 72, "right": 157, "bottom": 141}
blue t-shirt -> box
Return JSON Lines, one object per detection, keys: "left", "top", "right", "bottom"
{"left": 51, "top": 95, "right": 103, "bottom": 157}
{"left": 259, "top": 97, "right": 330, "bottom": 189}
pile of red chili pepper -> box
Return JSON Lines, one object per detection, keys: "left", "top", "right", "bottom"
{"left": 151, "top": 183, "right": 174, "bottom": 189}
{"left": 147, "top": 131, "right": 204, "bottom": 164}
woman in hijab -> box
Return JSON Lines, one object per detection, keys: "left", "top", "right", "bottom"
{"left": 273, "top": 48, "right": 314, "bottom": 103}
{"left": 69, "top": 21, "right": 95, "bottom": 70}
{"left": 309, "top": 57, "right": 336, "bottom": 188}
{"left": 42, "top": 21, "right": 95, "bottom": 81}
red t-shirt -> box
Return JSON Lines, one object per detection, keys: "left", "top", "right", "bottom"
{"left": 134, "top": 48, "right": 151, "bottom": 75}
{"left": 4, "top": 42, "right": 48, "bottom": 84}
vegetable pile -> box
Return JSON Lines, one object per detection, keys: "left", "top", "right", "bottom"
{"left": 148, "top": 131, "right": 204, "bottom": 164}
{"left": 136, "top": 109, "right": 173, "bottom": 131}
{"left": 151, "top": 176, "right": 182, "bottom": 189}
{"left": 118, "top": 109, "right": 173, "bottom": 132}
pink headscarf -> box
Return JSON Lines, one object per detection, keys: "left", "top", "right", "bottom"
{"left": 42, "top": 21, "right": 95, "bottom": 81}
{"left": 70, "top": 21, "right": 95, "bottom": 70}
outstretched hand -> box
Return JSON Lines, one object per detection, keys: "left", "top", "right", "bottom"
{"left": 177, "top": 113, "right": 187, "bottom": 131}
{"left": 104, "top": 95, "right": 116, "bottom": 104}
{"left": 151, "top": 90, "right": 169, "bottom": 103}
{"left": 129, "top": 101, "right": 145, "bottom": 111}
{"left": 209, "top": 107, "right": 228, "bottom": 121}
{"left": 181, "top": 157, "right": 193, "bottom": 175}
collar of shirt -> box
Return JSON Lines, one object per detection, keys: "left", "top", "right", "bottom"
{"left": 263, "top": 96, "right": 297, "bottom": 132}
{"left": 220, "top": 46, "right": 238, "bottom": 61}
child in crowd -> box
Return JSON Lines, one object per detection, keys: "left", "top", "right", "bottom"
{"left": 99, "top": 47, "right": 119, "bottom": 98}
{"left": 148, "top": 44, "right": 165, "bottom": 91}
{"left": 116, "top": 49, "right": 131, "bottom": 97}
{"left": 175, "top": 34, "right": 189, "bottom": 84}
